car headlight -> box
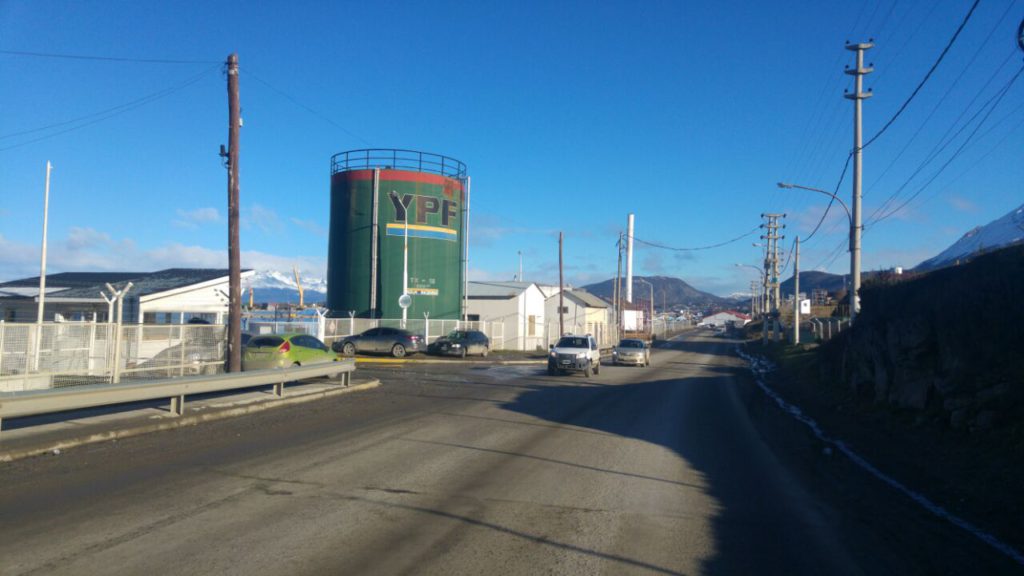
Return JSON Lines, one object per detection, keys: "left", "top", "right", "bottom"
{"left": 612, "top": 350, "right": 618, "bottom": 356}
{"left": 576, "top": 352, "right": 587, "bottom": 359}
{"left": 451, "top": 343, "right": 461, "bottom": 348}
{"left": 549, "top": 350, "right": 557, "bottom": 358}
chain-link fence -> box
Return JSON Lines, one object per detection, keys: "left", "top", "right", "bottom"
{"left": 0, "top": 322, "right": 226, "bottom": 392}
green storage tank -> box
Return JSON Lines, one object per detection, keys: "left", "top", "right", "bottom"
{"left": 327, "top": 149, "right": 467, "bottom": 319}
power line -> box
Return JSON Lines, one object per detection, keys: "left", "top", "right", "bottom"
{"left": 872, "top": 64, "right": 1024, "bottom": 224}
{"left": 243, "top": 68, "right": 372, "bottom": 146}
{"left": 869, "top": 61, "right": 1023, "bottom": 223}
{"left": 0, "top": 49, "right": 219, "bottom": 65}
{"left": 862, "top": 0, "right": 981, "bottom": 149}
{"left": 800, "top": 152, "right": 853, "bottom": 245}
{"left": 0, "top": 64, "right": 220, "bottom": 152}
{"left": 631, "top": 226, "right": 761, "bottom": 252}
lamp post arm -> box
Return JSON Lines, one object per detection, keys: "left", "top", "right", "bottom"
{"left": 777, "top": 182, "right": 852, "bottom": 225}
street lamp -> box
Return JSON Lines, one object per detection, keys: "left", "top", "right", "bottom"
{"left": 636, "top": 277, "right": 654, "bottom": 337}
{"left": 777, "top": 181, "right": 859, "bottom": 321}
{"left": 734, "top": 263, "right": 767, "bottom": 317}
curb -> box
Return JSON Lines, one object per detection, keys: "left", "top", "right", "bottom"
{"left": 354, "top": 357, "right": 544, "bottom": 366}
{"left": 0, "top": 379, "right": 381, "bottom": 463}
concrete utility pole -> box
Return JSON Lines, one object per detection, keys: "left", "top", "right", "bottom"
{"left": 34, "top": 161, "right": 52, "bottom": 371}
{"left": 793, "top": 236, "right": 801, "bottom": 345}
{"left": 760, "top": 213, "right": 785, "bottom": 340}
{"left": 845, "top": 41, "right": 872, "bottom": 323}
{"left": 224, "top": 53, "right": 242, "bottom": 372}
{"left": 558, "top": 232, "right": 565, "bottom": 337}
{"left": 626, "top": 214, "right": 635, "bottom": 303}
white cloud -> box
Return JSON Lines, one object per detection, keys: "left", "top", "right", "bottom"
{"left": 172, "top": 207, "right": 220, "bottom": 229}
{"left": 0, "top": 230, "right": 326, "bottom": 282}
{"left": 290, "top": 217, "right": 327, "bottom": 238}
{"left": 242, "top": 204, "right": 283, "bottom": 234}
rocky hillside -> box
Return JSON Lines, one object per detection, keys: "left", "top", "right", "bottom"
{"left": 818, "top": 244, "right": 1024, "bottom": 430}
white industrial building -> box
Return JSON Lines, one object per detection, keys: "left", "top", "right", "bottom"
{"left": 544, "top": 289, "right": 612, "bottom": 344}
{"left": 699, "top": 310, "right": 751, "bottom": 328}
{"left": 0, "top": 269, "right": 254, "bottom": 324}
{"left": 465, "top": 281, "right": 547, "bottom": 351}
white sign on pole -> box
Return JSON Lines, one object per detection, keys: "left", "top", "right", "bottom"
{"left": 799, "top": 299, "right": 811, "bottom": 315}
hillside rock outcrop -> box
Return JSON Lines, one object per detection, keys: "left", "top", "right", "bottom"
{"left": 819, "top": 245, "right": 1024, "bottom": 430}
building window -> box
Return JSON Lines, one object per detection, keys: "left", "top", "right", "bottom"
{"left": 528, "top": 315, "right": 536, "bottom": 336}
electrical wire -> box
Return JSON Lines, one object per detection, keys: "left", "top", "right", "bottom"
{"left": 631, "top": 226, "right": 761, "bottom": 252}
{"left": 243, "top": 68, "right": 372, "bottom": 146}
{"left": 0, "top": 64, "right": 220, "bottom": 152}
{"left": 0, "top": 49, "right": 219, "bottom": 64}
{"left": 872, "top": 64, "right": 1024, "bottom": 224}
{"left": 861, "top": 0, "right": 981, "bottom": 149}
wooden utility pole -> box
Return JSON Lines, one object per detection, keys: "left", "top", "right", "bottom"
{"left": 226, "top": 53, "right": 242, "bottom": 372}
{"left": 558, "top": 232, "right": 565, "bottom": 337}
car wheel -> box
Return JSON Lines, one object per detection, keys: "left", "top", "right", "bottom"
{"left": 584, "top": 361, "right": 592, "bottom": 378}
{"left": 342, "top": 342, "right": 356, "bottom": 356}
{"left": 460, "top": 347, "right": 467, "bottom": 359}
{"left": 547, "top": 364, "right": 556, "bottom": 376}
{"left": 594, "top": 360, "right": 600, "bottom": 375}
{"left": 481, "top": 346, "right": 489, "bottom": 358}
{"left": 392, "top": 344, "right": 407, "bottom": 358}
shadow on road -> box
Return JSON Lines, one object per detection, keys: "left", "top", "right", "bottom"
{"left": 497, "top": 333, "right": 853, "bottom": 574}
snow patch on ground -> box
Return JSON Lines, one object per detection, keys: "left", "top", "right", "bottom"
{"left": 735, "top": 346, "right": 1024, "bottom": 567}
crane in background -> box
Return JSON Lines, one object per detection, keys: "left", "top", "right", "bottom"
{"left": 293, "top": 265, "right": 305, "bottom": 309}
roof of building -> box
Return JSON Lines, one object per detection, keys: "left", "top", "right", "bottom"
{"left": 467, "top": 281, "right": 536, "bottom": 299}
{"left": 0, "top": 269, "right": 252, "bottom": 300}
{"left": 565, "top": 290, "right": 609, "bottom": 309}
{"left": 707, "top": 310, "right": 751, "bottom": 320}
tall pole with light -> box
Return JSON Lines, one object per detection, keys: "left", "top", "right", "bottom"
{"left": 34, "top": 161, "right": 52, "bottom": 370}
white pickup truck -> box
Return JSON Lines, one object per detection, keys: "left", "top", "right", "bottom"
{"left": 547, "top": 334, "right": 601, "bottom": 377}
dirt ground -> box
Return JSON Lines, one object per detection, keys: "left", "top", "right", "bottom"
{"left": 746, "top": 339, "right": 1024, "bottom": 555}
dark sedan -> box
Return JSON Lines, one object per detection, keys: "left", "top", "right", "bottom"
{"left": 332, "top": 327, "right": 422, "bottom": 358}
{"left": 427, "top": 330, "right": 490, "bottom": 358}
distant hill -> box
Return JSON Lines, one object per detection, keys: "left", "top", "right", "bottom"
{"left": 780, "top": 271, "right": 846, "bottom": 297}
{"left": 916, "top": 203, "right": 1024, "bottom": 271}
{"left": 582, "top": 275, "right": 730, "bottom": 310}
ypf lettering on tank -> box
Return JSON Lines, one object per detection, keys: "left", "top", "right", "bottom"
{"left": 389, "top": 192, "right": 459, "bottom": 226}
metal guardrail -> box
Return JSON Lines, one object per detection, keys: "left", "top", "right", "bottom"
{"left": 0, "top": 360, "right": 356, "bottom": 436}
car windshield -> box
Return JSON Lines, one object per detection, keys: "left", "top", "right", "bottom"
{"left": 556, "top": 337, "right": 588, "bottom": 348}
{"left": 447, "top": 331, "right": 467, "bottom": 340}
{"left": 618, "top": 340, "right": 644, "bottom": 348}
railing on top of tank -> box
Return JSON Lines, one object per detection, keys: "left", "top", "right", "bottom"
{"left": 331, "top": 149, "right": 467, "bottom": 180}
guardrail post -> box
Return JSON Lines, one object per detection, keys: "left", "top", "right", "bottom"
{"left": 274, "top": 380, "right": 285, "bottom": 397}
{"left": 0, "top": 321, "right": 5, "bottom": 375}
{"left": 170, "top": 394, "right": 185, "bottom": 416}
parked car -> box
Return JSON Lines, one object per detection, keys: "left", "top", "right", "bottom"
{"left": 242, "top": 333, "right": 339, "bottom": 370}
{"left": 547, "top": 334, "right": 600, "bottom": 377}
{"left": 612, "top": 338, "right": 650, "bottom": 367}
{"left": 428, "top": 330, "right": 490, "bottom": 358}
{"left": 332, "top": 327, "right": 422, "bottom": 358}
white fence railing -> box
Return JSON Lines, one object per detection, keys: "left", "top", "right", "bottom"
{"left": 0, "top": 322, "right": 226, "bottom": 392}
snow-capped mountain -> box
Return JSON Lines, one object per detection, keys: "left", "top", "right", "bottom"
{"left": 247, "top": 269, "right": 327, "bottom": 293}
{"left": 916, "top": 204, "right": 1024, "bottom": 271}
{"left": 245, "top": 270, "right": 327, "bottom": 304}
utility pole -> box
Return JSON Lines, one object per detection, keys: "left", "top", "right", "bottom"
{"left": 558, "top": 232, "right": 565, "bottom": 337}
{"left": 761, "top": 213, "right": 785, "bottom": 341}
{"left": 793, "top": 236, "right": 801, "bottom": 345}
{"left": 750, "top": 280, "right": 759, "bottom": 318}
{"left": 614, "top": 232, "right": 623, "bottom": 339}
{"left": 224, "top": 53, "right": 242, "bottom": 373}
{"left": 845, "top": 41, "right": 873, "bottom": 323}
{"left": 34, "top": 161, "right": 52, "bottom": 371}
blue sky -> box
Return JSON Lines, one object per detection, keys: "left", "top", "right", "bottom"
{"left": 1, "top": 0, "right": 1021, "bottom": 296}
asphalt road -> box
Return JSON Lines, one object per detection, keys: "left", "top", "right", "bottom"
{"left": 0, "top": 332, "right": 1019, "bottom": 575}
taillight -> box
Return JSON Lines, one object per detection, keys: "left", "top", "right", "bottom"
{"left": 278, "top": 341, "right": 291, "bottom": 353}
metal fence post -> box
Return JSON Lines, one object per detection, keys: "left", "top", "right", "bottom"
{"left": 0, "top": 321, "right": 5, "bottom": 375}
